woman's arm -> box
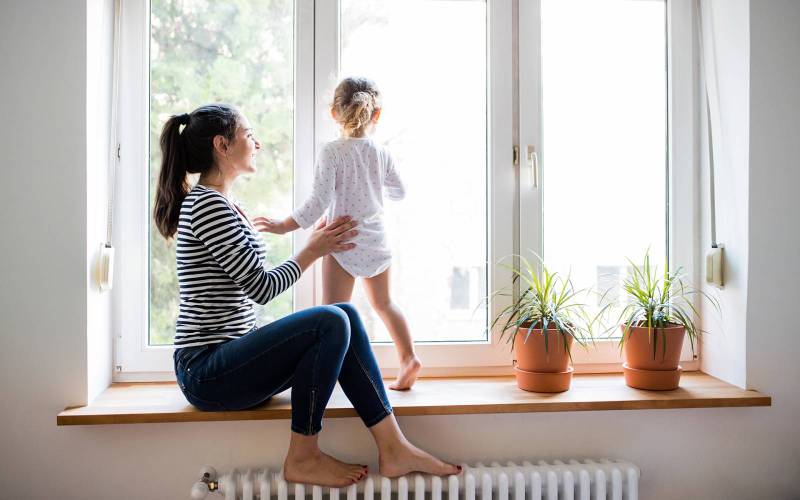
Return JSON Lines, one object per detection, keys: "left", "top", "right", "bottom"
{"left": 190, "top": 191, "right": 302, "bottom": 305}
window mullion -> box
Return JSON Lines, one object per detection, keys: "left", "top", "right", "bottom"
{"left": 306, "top": 0, "right": 340, "bottom": 307}
{"left": 518, "top": 0, "right": 545, "bottom": 268}
{"left": 293, "top": 0, "right": 317, "bottom": 311}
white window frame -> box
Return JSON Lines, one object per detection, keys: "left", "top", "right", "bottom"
{"left": 115, "top": 0, "right": 154, "bottom": 380}
{"left": 113, "top": 0, "right": 697, "bottom": 381}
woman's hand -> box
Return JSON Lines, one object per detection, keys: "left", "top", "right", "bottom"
{"left": 253, "top": 216, "right": 299, "bottom": 235}
{"left": 293, "top": 216, "right": 358, "bottom": 271}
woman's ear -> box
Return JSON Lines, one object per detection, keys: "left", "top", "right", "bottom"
{"left": 330, "top": 107, "right": 338, "bottom": 121}
{"left": 212, "top": 135, "right": 229, "bottom": 156}
{"left": 371, "top": 108, "right": 382, "bottom": 124}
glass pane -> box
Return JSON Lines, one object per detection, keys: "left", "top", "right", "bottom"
{"left": 540, "top": 0, "right": 667, "bottom": 335}
{"left": 149, "top": 0, "right": 294, "bottom": 345}
{"left": 340, "top": 0, "right": 488, "bottom": 342}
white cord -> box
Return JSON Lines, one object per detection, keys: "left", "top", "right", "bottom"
{"left": 106, "top": 0, "right": 122, "bottom": 246}
{"left": 695, "top": 0, "right": 719, "bottom": 248}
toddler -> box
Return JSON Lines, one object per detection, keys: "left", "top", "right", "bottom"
{"left": 258, "top": 77, "right": 420, "bottom": 390}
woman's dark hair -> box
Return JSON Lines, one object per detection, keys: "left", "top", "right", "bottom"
{"left": 153, "top": 103, "right": 241, "bottom": 239}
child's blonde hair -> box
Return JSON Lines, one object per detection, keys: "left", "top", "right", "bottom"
{"left": 331, "top": 77, "right": 381, "bottom": 137}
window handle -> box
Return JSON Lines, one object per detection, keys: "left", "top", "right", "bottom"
{"left": 526, "top": 145, "right": 539, "bottom": 188}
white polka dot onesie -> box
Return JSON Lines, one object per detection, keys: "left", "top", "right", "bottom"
{"left": 292, "top": 137, "right": 405, "bottom": 278}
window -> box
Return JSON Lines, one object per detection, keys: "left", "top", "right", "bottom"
{"left": 519, "top": 0, "right": 697, "bottom": 366}
{"left": 114, "top": 0, "right": 696, "bottom": 379}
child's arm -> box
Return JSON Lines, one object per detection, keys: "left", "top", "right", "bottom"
{"left": 291, "top": 146, "right": 337, "bottom": 228}
{"left": 384, "top": 150, "right": 405, "bottom": 201}
{"left": 253, "top": 216, "right": 300, "bottom": 234}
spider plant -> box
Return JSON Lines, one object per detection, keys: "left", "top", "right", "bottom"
{"left": 615, "top": 251, "right": 720, "bottom": 359}
{"left": 490, "top": 254, "right": 597, "bottom": 359}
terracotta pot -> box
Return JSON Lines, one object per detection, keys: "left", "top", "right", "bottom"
{"left": 621, "top": 323, "right": 685, "bottom": 371}
{"left": 514, "top": 366, "right": 574, "bottom": 393}
{"left": 513, "top": 326, "right": 574, "bottom": 392}
{"left": 514, "top": 326, "right": 573, "bottom": 373}
{"left": 621, "top": 323, "right": 686, "bottom": 390}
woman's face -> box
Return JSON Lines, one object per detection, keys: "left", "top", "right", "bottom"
{"left": 226, "top": 115, "right": 261, "bottom": 175}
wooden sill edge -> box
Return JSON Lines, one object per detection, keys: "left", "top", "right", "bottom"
{"left": 57, "top": 372, "right": 771, "bottom": 426}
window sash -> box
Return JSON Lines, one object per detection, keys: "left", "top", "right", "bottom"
{"left": 113, "top": 0, "right": 697, "bottom": 381}
{"left": 313, "top": 0, "right": 514, "bottom": 372}
{"left": 518, "top": 0, "right": 698, "bottom": 368}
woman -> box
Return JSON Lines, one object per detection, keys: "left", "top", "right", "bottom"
{"left": 154, "top": 104, "right": 459, "bottom": 487}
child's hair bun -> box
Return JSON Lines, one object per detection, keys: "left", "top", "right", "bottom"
{"left": 351, "top": 91, "right": 372, "bottom": 105}
{"left": 332, "top": 77, "right": 381, "bottom": 136}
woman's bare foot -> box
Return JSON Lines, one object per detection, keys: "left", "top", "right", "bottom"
{"left": 378, "top": 439, "right": 461, "bottom": 478}
{"left": 283, "top": 449, "right": 368, "bottom": 487}
{"left": 284, "top": 432, "right": 367, "bottom": 487}
{"left": 389, "top": 355, "right": 422, "bottom": 391}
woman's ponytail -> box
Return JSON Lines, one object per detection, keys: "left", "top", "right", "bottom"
{"left": 153, "top": 104, "right": 241, "bottom": 239}
{"left": 153, "top": 114, "right": 190, "bottom": 239}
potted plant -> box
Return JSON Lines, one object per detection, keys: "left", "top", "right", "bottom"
{"left": 615, "top": 251, "right": 719, "bottom": 390}
{"left": 491, "top": 256, "right": 595, "bottom": 393}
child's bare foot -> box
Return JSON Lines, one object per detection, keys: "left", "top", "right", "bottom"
{"left": 283, "top": 450, "right": 368, "bottom": 487}
{"left": 378, "top": 439, "right": 460, "bottom": 478}
{"left": 389, "top": 356, "right": 422, "bottom": 391}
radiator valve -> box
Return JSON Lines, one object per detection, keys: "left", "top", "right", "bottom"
{"left": 191, "top": 466, "right": 218, "bottom": 499}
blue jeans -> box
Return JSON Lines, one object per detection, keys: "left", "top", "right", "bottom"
{"left": 174, "top": 303, "right": 393, "bottom": 435}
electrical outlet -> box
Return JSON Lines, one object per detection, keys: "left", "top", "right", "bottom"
{"left": 705, "top": 245, "right": 724, "bottom": 287}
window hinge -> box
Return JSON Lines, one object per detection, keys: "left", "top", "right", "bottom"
{"left": 513, "top": 145, "right": 520, "bottom": 166}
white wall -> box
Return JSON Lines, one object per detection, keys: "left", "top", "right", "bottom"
{"left": 746, "top": 0, "right": 800, "bottom": 443}
{"left": 0, "top": 1, "right": 798, "bottom": 499}
{"left": 698, "top": 0, "right": 750, "bottom": 388}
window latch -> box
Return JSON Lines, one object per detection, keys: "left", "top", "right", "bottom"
{"left": 527, "top": 145, "right": 539, "bottom": 188}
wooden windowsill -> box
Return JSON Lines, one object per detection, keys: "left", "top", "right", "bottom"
{"left": 57, "top": 372, "right": 770, "bottom": 426}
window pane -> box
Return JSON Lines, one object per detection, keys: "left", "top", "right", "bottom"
{"left": 540, "top": 0, "right": 667, "bottom": 334}
{"left": 340, "top": 0, "right": 488, "bottom": 342}
{"left": 149, "top": 0, "right": 294, "bottom": 345}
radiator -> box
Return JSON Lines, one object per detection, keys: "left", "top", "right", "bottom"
{"left": 191, "top": 460, "right": 640, "bottom": 500}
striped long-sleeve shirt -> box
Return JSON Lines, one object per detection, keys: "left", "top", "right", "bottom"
{"left": 174, "top": 184, "right": 301, "bottom": 347}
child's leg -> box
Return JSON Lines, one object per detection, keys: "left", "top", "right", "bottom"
{"left": 322, "top": 255, "right": 356, "bottom": 304}
{"left": 362, "top": 267, "right": 421, "bottom": 390}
